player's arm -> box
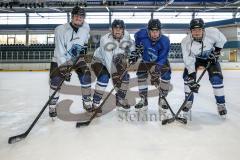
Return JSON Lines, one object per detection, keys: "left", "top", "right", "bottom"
{"left": 181, "top": 38, "right": 199, "bottom": 93}
{"left": 208, "top": 28, "right": 227, "bottom": 63}
{"left": 156, "top": 37, "right": 170, "bottom": 68}
{"left": 181, "top": 38, "right": 196, "bottom": 75}
{"left": 54, "top": 27, "right": 67, "bottom": 65}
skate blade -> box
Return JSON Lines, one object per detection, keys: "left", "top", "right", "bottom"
{"left": 220, "top": 114, "right": 227, "bottom": 119}
{"left": 135, "top": 106, "right": 148, "bottom": 112}
{"left": 49, "top": 115, "right": 57, "bottom": 121}
{"left": 117, "top": 107, "right": 131, "bottom": 112}
{"left": 162, "top": 117, "right": 175, "bottom": 125}
{"left": 176, "top": 117, "right": 187, "bottom": 124}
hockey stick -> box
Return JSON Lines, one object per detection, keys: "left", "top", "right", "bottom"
{"left": 76, "top": 64, "right": 132, "bottom": 128}
{"left": 8, "top": 56, "right": 82, "bottom": 144}
{"left": 162, "top": 62, "right": 211, "bottom": 125}
{"left": 141, "top": 61, "right": 176, "bottom": 118}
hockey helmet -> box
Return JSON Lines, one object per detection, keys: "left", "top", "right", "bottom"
{"left": 190, "top": 18, "right": 204, "bottom": 30}
{"left": 71, "top": 6, "right": 86, "bottom": 17}
{"left": 112, "top": 19, "right": 125, "bottom": 29}
{"left": 148, "top": 19, "right": 161, "bottom": 30}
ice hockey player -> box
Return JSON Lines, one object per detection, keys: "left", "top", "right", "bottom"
{"left": 48, "top": 6, "right": 91, "bottom": 117}
{"left": 181, "top": 18, "right": 227, "bottom": 116}
{"left": 133, "top": 19, "right": 172, "bottom": 112}
{"left": 91, "top": 19, "right": 135, "bottom": 112}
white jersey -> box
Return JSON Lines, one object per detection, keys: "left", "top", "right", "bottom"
{"left": 93, "top": 30, "right": 135, "bottom": 74}
{"left": 52, "top": 22, "right": 90, "bottom": 65}
{"left": 181, "top": 27, "right": 227, "bottom": 74}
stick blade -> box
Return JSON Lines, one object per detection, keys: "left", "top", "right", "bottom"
{"left": 8, "top": 133, "right": 26, "bottom": 144}
{"left": 162, "top": 117, "right": 175, "bottom": 125}
{"left": 176, "top": 117, "right": 187, "bottom": 124}
{"left": 76, "top": 121, "right": 91, "bottom": 128}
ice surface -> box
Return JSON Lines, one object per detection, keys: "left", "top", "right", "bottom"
{"left": 0, "top": 70, "right": 240, "bottom": 160}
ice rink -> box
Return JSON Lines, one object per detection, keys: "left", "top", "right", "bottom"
{"left": 1, "top": 70, "right": 240, "bottom": 160}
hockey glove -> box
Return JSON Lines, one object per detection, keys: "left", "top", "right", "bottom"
{"left": 59, "top": 61, "right": 73, "bottom": 81}
{"left": 136, "top": 44, "right": 144, "bottom": 55}
{"left": 207, "top": 47, "right": 221, "bottom": 64}
{"left": 150, "top": 64, "right": 161, "bottom": 86}
{"left": 83, "top": 44, "right": 88, "bottom": 54}
{"left": 68, "top": 44, "right": 86, "bottom": 63}
{"left": 186, "top": 72, "right": 200, "bottom": 93}
{"left": 112, "top": 72, "right": 122, "bottom": 88}
{"left": 129, "top": 51, "right": 139, "bottom": 65}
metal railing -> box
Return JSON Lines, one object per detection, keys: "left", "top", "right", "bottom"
{"left": 0, "top": 50, "right": 54, "bottom": 63}
{"left": 0, "top": 44, "right": 184, "bottom": 63}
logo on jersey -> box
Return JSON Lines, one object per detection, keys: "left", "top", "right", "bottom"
{"left": 196, "top": 49, "right": 213, "bottom": 60}
{"left": 103, "top": 40, "right": 133, "bottom": 52}
{"left": 148, "top": 48, "right": 158, "bottom": 61}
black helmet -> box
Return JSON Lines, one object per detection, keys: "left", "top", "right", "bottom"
{"left": 148, "top": 19, "right": 161, "bottom": 30}
{"left": 190, "top": 18, "right": 204, "bottom": 30}
{"left": 71, "top": 6, "right": 85, "bottom": 17}
{"left": 112, "top": 19, "right": 125, "bottom": 29}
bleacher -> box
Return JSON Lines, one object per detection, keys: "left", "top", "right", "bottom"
{"left": 0, "top": 43, "right": 183, "bottom": 63}
{"left": 0, "top": 44, "right": 54, "bottom": 63}
{"left": 169, "top": 43, "right": 183, "bottom": 60}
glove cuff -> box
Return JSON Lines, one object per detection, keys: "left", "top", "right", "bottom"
{"left": 213, "top": 47, "right": 222, "bottom": 55}
{"left": 188, "top": 72, "right": 196, "bottom": 80}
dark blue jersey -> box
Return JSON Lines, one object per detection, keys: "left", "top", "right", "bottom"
{"left": 134, "top": 28, "right": 170, "bottom": 67}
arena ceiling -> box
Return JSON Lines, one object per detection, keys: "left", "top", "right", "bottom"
{"left": 0, "top": 0, "right": 239, "bottom": 13}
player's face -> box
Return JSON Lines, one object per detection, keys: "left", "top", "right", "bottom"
{"left": 149, "top": 29, "right": 161, "bottom": 42}
{"left": 72, "top": 15, "right": 84, "bottom": 28}
{"left": 191, "top": 28, "right": 204, "bottom": 41}
{"left": 112, "top": 27, "right": 124, "bottom": 40}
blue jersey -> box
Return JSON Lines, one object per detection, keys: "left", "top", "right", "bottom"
{"left": 134, "top": 28, "right": 170, "bottom": 67}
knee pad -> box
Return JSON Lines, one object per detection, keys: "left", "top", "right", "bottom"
{"left": 78, "top": 71, "right": 91, "bottom": 86}
{"left": 50, "top": 76, "right": 63, "bottom": 90}
{"left": 161, "top": 61, "right": 172, "bottom": 80}
{"left": 210, "top": 75, "right": 225, "bottom": 104}
{"left": 209, "top": 74, "right": 223, "bottom": 85}
{"left": 97, "top": 73, "right": 110, "bottom": 84}
{"left": 161, "top": 70, "right": 171, "bottom": 81}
